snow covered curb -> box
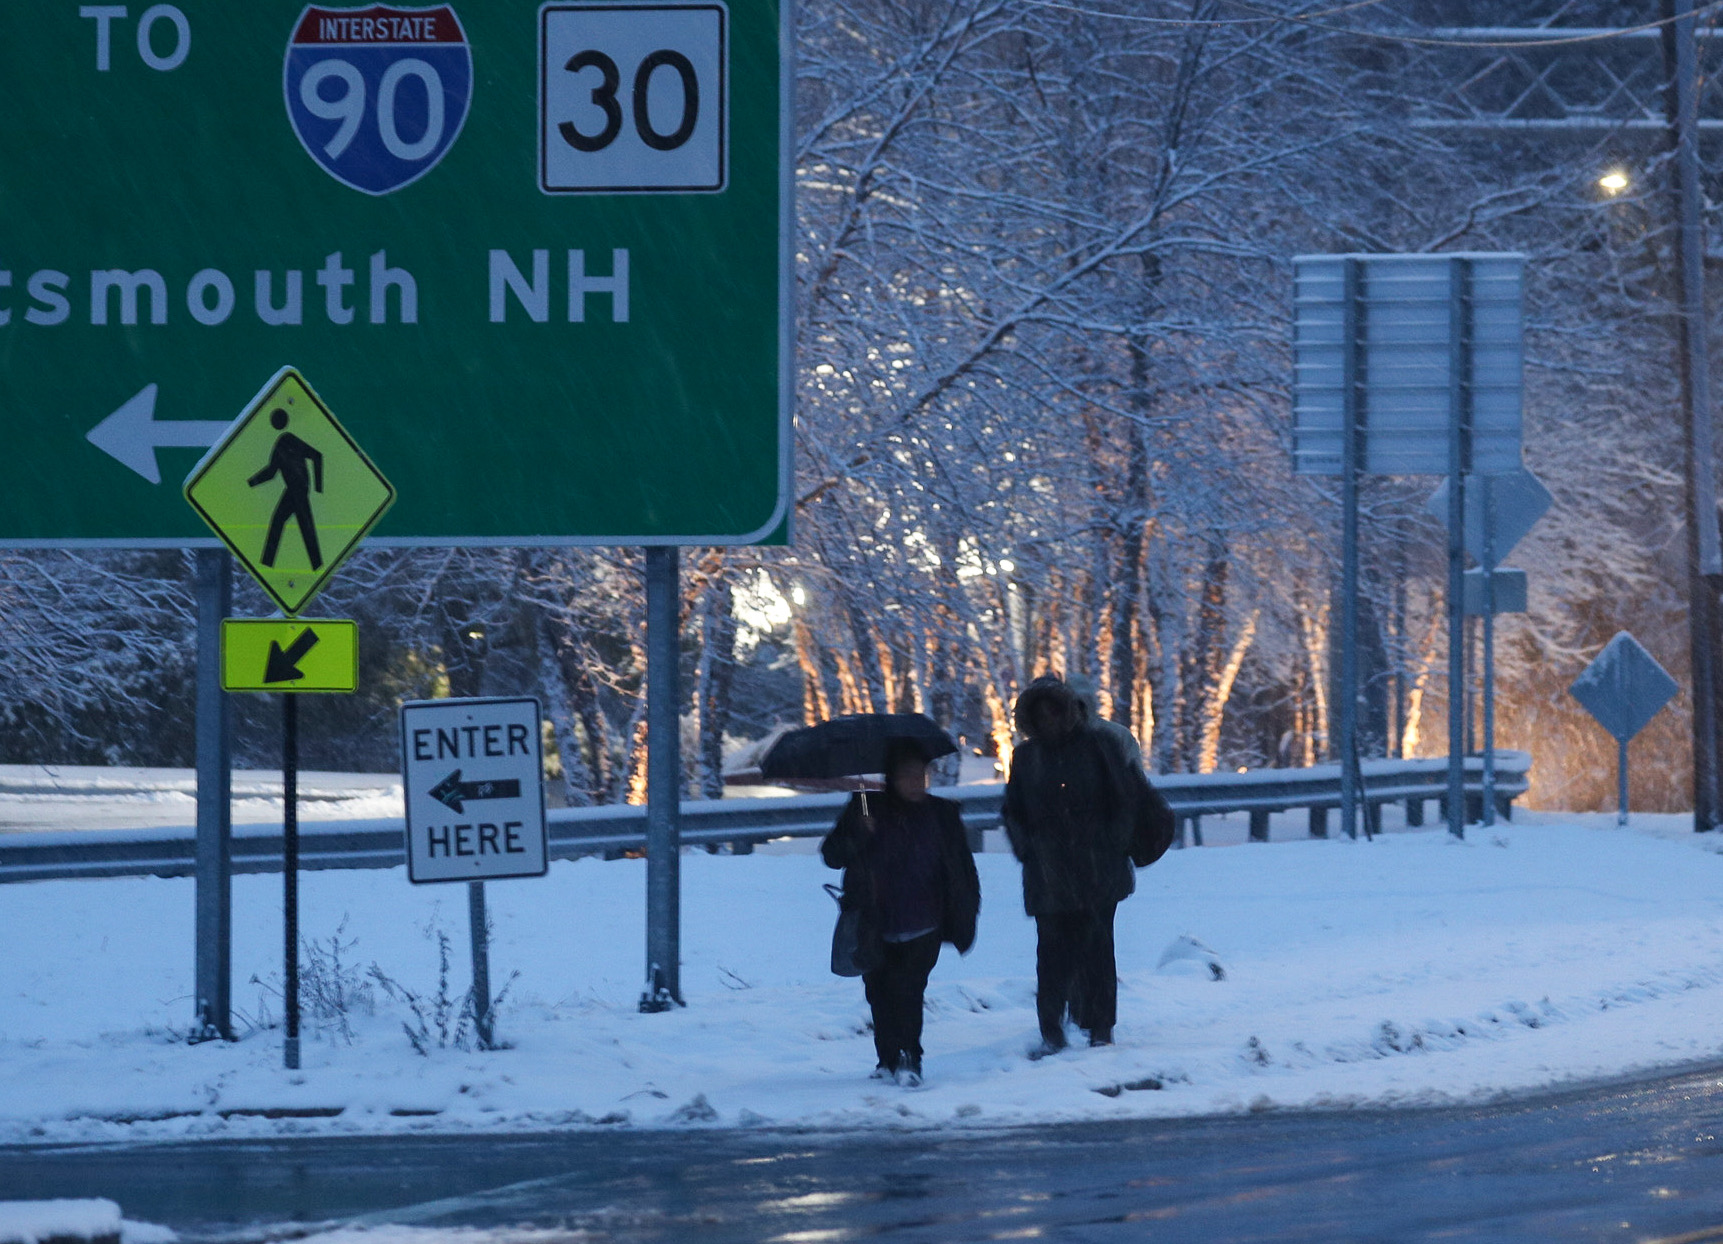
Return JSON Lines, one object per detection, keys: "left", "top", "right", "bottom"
{"left": 0, "top": 1200, "right": 174, "bottom": 1244}
{"left": 4, "top": 814, "right": 1723, "bottom": 1144}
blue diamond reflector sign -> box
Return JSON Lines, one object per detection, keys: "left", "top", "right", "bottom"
{"left": 1569, "top": 631, "right": 1679, "bottom": 744}
{"left": 284, "top": 5, "right": 474, "bottom": 196}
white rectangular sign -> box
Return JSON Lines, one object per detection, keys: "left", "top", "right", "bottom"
{"left": 540, "top": 2, "right": 729, "bottom": 194}
{"left": 400, "top": 697, "right": 549, "bottom": 883}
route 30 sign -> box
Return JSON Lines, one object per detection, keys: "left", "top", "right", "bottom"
{"left": 540, "top": 3, "right": 727, "bottom": 193}
{"left": 286, "top": 5, "right": 474, "bottom": 195}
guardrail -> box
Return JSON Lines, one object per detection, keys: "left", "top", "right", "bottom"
{"left": 0, "top": 752, "right": 1529, "bottom": 884}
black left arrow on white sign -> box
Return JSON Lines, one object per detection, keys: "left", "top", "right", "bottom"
{"left": 429, "top": 769, "right": 524, "bottom": 814}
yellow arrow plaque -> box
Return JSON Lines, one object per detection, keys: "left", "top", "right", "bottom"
{"left": 185, "top": 367, "right": 395, "bottom": 616}
{"left": 222, "top": 619, "right": 359, "bottom": 694}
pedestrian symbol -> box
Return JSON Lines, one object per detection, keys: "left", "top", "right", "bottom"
{"left": 250, "top": 408, "right": 326, "bottom": 570}
{"left": 185, "top": 367, "right": 394, "bottom": 615}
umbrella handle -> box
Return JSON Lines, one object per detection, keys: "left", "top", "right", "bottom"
{"left": 859, "top": 786, "right": 870, "bottom": 819}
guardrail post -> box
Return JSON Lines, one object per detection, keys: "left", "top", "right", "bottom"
{"left": 1406, "top": 797, "right": 1424, "bottom": 827}
{"left": 192, "top": 548, "right": 233, "bottom": 1043}
{"left": 1308, "top": 806, "right": 1327, "bottom": 838}
{"left": 1248, "top": 809, "right": 1270, "bottom": 842}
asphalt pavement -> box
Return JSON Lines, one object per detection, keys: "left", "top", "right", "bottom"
{"left": 6, "top": 1063, "right": 1723, "bottom": 1243}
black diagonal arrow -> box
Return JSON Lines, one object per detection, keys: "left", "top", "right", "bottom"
{"left": 263, "top": 628, "right": 321, "bottom": 683}
{"left": 429, "top": 769, "right": 523, "bottom": 814}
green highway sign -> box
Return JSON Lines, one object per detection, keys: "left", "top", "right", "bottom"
{"left": 186, "top": 367, "right": 395, "bottom": 614}
{"left": 0, "top": 2, "right": 788, "bottom": 547}
{"left": 222, "top": 617, "right": 359, "bottom": 692}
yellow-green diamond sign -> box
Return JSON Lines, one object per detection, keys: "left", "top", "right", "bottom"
{"left": 185, "top": 367, "right": 394, "bottom": 616}
{"left": 222, "top": 619, "right": 358, "bottom": 694}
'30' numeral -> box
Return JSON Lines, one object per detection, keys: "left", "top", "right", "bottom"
{"left": 558, "top": 49, "right": 699, "bottom": 153}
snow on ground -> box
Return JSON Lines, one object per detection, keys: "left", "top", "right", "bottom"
{"left": 4, "top": 812, "right": 1723, "bottom": 1142}
{"left": 0, "top": 766, "right": 400, "bottom": 835}
{"left": 0, "top": 1199, "right": 175, "bottom": 1244}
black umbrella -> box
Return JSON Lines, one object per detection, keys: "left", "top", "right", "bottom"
{"left": 759, "top": 713, "right": 958, "bottom": 782}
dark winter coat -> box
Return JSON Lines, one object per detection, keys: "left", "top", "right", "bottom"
{"left": 821, "top": 790, "right": 981, "bottom": 967}
{"left": 1003, "top": 677, "right": 1140, "bottom": 915}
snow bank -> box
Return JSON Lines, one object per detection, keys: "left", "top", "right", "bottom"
{"left": 0, "top": 1201, "right": 121, "bottom": 1244}
{"left": 0, "top": 1200, "right": 169, "bottom": 1244}
{"left": 3, "top": 815, "right": 1723, "bottom": 1141}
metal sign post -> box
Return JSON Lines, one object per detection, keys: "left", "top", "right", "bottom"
{"left": 1425, "top": 467, "right": 1551, "bottom": 828}
{"left": 642, "top": 547, "right": 683, "bottom": 1010}
{"left": 468, "top": 880, "right": 493, "bottom": 1050}
{"left": 282, "top": 692, "right": 301, "bottom": 1070}
{"left": 1338, "top": 259, "right": 1362, "bottom": 840}
{"left": 1481, "top": 475, "right": 1498, "bottom": 824}
{"left": 1569, "top": 633, "right": 1679, "bottom": 827}
{"left": 1445, "top": 258, "right": 1472, "bottom": 839}
{"left": 192, "top": 548, "right": 233, "bottom": 1042}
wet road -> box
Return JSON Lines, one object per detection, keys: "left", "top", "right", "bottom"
{"left": 6, "top": 1065, "right": 1723, "bottom": 1242}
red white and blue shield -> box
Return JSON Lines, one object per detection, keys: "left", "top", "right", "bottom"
{"left": 284, "top": 5, "right": 472, "bottom": 196}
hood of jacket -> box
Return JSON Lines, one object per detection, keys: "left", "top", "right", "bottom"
{"left": 1014, "top": 676, "right": 1085, "bottom": 742}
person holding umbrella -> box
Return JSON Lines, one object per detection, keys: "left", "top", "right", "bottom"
{"left": 811, "top": 730, "right": 980, "bottom": 1087}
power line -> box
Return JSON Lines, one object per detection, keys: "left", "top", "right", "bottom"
{"left": 1216, "top": 0, "right": 1723, "bottom": 47}
{"left": 1020, "top": 0, "right": 1391, "bottom": 28}
{"left": 1022, "top": 0, "right": 1723, "bottom": 49}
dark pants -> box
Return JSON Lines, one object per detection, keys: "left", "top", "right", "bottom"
{"left": 863, "top": 931, "right": 941, "bottom": 1070}
{"left": 1035, "top": 903, "right": 1118, "bottom": 1043}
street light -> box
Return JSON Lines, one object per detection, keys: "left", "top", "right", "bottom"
{"left": 1599, "top": 170, "right": 1630, "bottom": 195}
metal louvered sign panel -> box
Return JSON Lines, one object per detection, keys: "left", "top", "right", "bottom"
{"left": 1292, "top": 253, "right": 1525, "bottom": 477}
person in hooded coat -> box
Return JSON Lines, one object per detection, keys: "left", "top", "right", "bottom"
{"left": 821, "top": 738, "right": 981, "bottom": 1085}
{"left": 1004, "top": 674, "right": 1145, "bottom": 1055}
{"left": 1067, "top": 673, "right": 1143, "bottom": 771}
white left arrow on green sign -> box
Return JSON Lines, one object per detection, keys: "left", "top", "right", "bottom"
{"left": 85, "top": 384, "right": 233, "bottom": 484}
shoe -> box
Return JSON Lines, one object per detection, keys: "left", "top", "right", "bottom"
{"left": 870, "top": 1062, "right": 894, "bottom": 1080}
{"left": 1028, "top": 1036, "right": 1067, "bottom": 1061}
{"left": 1088, "top": 1028, "right": 1114, "bottom": 1047}
{"left": 895, "top": 1065, "right": 923, "bottom": 1088}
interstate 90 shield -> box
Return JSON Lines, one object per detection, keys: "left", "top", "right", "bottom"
{"left": 284, "top": 5, "right": 473, "bottom": 195}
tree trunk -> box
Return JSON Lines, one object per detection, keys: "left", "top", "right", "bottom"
{"left": 1197, "top": 610, "right": 1259, "bottom": 773}
{"left": 692, "top": 567, "right": 737, "bottom": 800}
{"left": 535, "top": 609, "right": 595, "bottom": 806}
{"left": 1178, "top": 534, "right": 1230, "bottom": 770}
{"left": 793, "top": 614, "right": 831, "bottom": 725}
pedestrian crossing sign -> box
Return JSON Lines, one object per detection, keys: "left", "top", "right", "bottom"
{"left": 184, "top": 367, "right": 395, "bottom": 616}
